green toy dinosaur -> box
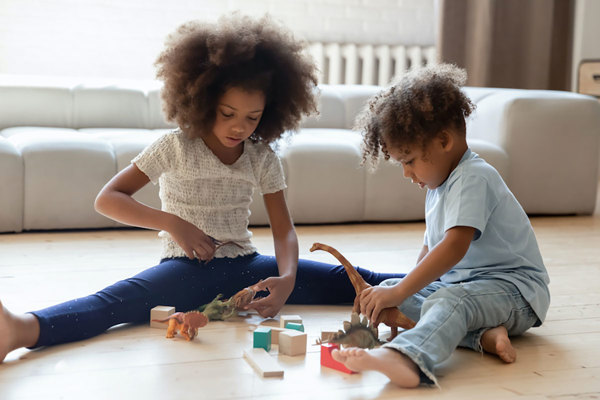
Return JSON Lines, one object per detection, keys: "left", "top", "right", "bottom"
{"left": 196, "top": 287, "right": 256, "bottom": 321}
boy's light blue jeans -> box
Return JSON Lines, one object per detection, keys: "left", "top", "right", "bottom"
{"left": 378, "top": 278, "right": 539, "bottom": 386}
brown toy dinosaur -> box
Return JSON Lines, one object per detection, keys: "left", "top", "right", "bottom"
{"left": 206, "top": 236, "right": 244, "bottom": 261}
{"left": 152, "top": 311, "right": 209, "bottom": 341}
{"left": 310, "top": 242, "right": 416, "bottom": 340}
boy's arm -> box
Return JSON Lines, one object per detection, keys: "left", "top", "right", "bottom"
{"left": 416, "top": 244, "right": 429, "bottom": 264}
{"left": 246, "top": 190, "right": 297, "bottom": 318}
{"left": 360, "top": 225, "right": 475, "bottom": 323}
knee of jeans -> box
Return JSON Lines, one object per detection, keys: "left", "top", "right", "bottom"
{"left": 420, "top": 286, "right": 464, "bottom": 314}
{"left": 379, "top": 278, "right": 403, "bottom": 287}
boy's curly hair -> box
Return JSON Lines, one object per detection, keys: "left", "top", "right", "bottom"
{"left": 155, "top": 13, "right": 318, "bottom": 143}
{"left": 357, "top": 64, "right": 475, "bottom": 168}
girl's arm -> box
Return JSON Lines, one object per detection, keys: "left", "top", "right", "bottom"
{"left": 360, "top": 225, "right": 475, "bottom": 323}
{"left": 94, "top": 164, "right": 215, "bottom": 260}
{"left": 246, "top": 189, "right": 297, "bottom": 318}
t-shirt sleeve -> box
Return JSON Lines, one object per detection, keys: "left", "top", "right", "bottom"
{"left": 443, "top": 174, "right": 495, "bottom": 240}
{"left": 131, "top": 132, "right": 175, "bottom": 184}
{"left": 259, "top": 148, "right": 287, "bottom": 195}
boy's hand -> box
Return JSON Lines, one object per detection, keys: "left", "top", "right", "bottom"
{"left": 245, "top": 276, "right": 295, "bottom": 318}
{"left": 359, "top": 285, "right": 403, "bottom": 324}
{"left": 167, "top": 216, "right": 216, "bottom": 261}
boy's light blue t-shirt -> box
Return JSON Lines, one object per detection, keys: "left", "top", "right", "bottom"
{"left": 425, "top": 149, "right": 550, "bottom": 324}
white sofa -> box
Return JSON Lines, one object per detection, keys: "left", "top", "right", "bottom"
{"left": 1, "top": 75, "right": 599, "bottom": 233}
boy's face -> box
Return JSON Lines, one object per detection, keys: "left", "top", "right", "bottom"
{"left": 212, "top": 86, "right": 265, "bottom": 148}
{"left": 387, "top": 137, "right": 452, "bottom": 190}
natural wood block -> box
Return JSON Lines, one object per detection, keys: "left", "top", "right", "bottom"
{"left": 150, "top": 305, "right": 175, "bottom": 328}
{"left": 279, "top": 330, "right": 307, "bottom": 357}
{"left": 321, "top": 330, "right": 338, "bottom": 342}
{"left": 243, "top": 348, "right": 284, "bottom": 378}
{"left": 280, "top": 314, "right": 302, "bottom": 328}
{"left": 265, "top": 326, "right": 289, "bottom": 345}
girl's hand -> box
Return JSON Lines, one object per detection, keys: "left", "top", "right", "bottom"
{"left": 245, "top": 276, "right": 295, "bottom": 318}
{"left": 359, "top": 285, "right": 403, "bottom": 324}
{"left": 167, "top": 216, "right": 216, "bottom": 261}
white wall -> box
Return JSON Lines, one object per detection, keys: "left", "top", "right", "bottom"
{"left": 571, "top": 0, "right": 600, "bottom": 92}
{"left": 0, "top": 0, "right": 435, "bottom": 81}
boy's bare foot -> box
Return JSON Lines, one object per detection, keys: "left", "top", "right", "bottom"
{"left": 1, "top": 300, "right": 40, "bottom": 363}
{"left": 332, "top": 347, "right": 421, "bottom": 388}
{"left": 481, "top": 325, "right": 516, "bottom": 363}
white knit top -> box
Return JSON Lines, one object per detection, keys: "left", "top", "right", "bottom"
{"left": 132, "top": 129, "right": 286, "bottom": 259}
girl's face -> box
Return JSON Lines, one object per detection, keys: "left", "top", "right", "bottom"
{"left": 212, "top": 87, "right": 265, "bottom": 148}
{"left": 387, "top": 136, "right": 453, "bottom": 190}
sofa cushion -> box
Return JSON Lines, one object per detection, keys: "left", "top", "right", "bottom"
{"left": 279, "top": 129, "right": 365, "bottom": 223}
{"left": 7, "top": 127, "right": 116, "bottom": 229}
{"left": 0, "top": 136, "right": 23, "bottom": 232}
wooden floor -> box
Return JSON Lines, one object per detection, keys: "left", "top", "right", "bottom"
{"left": 1, "top": 211, "right": 600, "bottom": 399}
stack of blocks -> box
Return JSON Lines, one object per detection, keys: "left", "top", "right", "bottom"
{"left": 252, "top": 315, "right": 307, "bottom": 356}
{"left": 246, "top": 314, "right": 308, "bottom": 378}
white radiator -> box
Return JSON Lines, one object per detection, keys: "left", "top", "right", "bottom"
{"left": 307, "top": 42, "right": 437, "bottom": 86}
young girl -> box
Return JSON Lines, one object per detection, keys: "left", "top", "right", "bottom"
{"left": 0, "top": 14, "right": 406, "bottom": 363}
{"left": 332, "top": 64, "right": 550, "bottom": 388}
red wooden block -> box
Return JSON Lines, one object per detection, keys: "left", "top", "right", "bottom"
{"left": 320, "top": 343, "right": 357, "bottom": 374}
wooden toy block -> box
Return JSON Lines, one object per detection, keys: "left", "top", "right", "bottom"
{"left": 243, "top": 348, "right": 284, "bottom": 378}
{"left": 280, "top": 314, "right": 302, "bottom": 329}
{"left": 320, "top": 343, "right": 357, "bottom": 374}
{"left": 285, "top": 322, "right": 304, "bottom": 332}
{"left": 253, "top": 326, "right": 272, "bottom": 351}
{"left": 150, "top": 305, "right": 175, "bottom": 328}
{"left": 321, "top": 330, "right": 338, "bottom": 342}
{"left": 264, "top": 326, "right": 288, "bottom": 345}
{"left": 279, "top": 330, "right": 307, "bottom": 357}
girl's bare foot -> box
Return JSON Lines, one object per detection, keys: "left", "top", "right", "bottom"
{"left": 481, "top": 325, "right": 516, "bottom": 363}
{"left": 332, "top": 347, "right": 421, "bottom": 388}
{"left": 0, "top": 300, "right": 40, "bottom": 363}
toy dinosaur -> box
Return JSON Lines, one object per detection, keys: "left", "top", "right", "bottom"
{"left": 207, "top": 236, "right": 244, "bottom": 260}
{"left": 152, "top": 311, "right": 209, "bottom": 341}
{"left": 317, "top": 312, "right": 383, "bottom": 349}
{"left": 197, "top": 287, "right": 256, "bottom": 321}
{"left": 310, "top": 242, "right": 416, "bottom": 340}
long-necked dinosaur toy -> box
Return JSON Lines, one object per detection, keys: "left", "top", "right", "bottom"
{"left": 310, "top": 242, "right": 416, "bottom": 340}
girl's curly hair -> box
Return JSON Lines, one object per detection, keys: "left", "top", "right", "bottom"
{"left": 357, "top": 63, "right": 475, "bottom": 169}
{"left": 155, "top": 13, "right": 318, "bottom": 143}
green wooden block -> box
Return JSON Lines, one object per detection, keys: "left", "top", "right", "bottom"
{"left": 253, "top": 327, "right": 272, "bottom": 351}
{"left": 285, "top": 322, "right": 304, "bottom": 332}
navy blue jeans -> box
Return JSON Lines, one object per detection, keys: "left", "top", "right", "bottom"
{"left": 31, "top": 253, "right": 405, "bottom": 347}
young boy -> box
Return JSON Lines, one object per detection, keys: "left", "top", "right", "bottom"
{"left": 332, "top": 64, "right": 550, "bottom": 387}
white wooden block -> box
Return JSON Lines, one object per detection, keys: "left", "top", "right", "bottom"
{"left": 266, "top": 326, "right": 293, "bottom": 345}
{"left": 321, "top": 330, "right": 338, "bottom": 342}
{"left": 150, "top": 305, "right": 175, "bottom": 328}
{"left": 279, "top": 314, "right": 302, "bottom": 329}
{"left": 279, "top": 330, "right": 307, "bottom": 357}
{"left": 243, "top": 348, "right": 284, "bottom": 378}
